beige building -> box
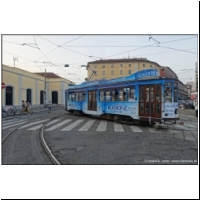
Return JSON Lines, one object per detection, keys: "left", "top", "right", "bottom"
{"left": 2, "top": 64, "right": 74, "bottom": 108}
{"left": 87, "top": 58, "right": 162, "bottom": 80}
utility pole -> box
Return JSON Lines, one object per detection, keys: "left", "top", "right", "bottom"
{"left": 13, "top": 56, "right": 18, "bottom": 67}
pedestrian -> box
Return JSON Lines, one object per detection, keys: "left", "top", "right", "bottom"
{"left": 48, "top": 101, "right": 52, "bottom": 113}
{"left": 25, "top": 100, "right": 31, "bottom": 115}
{"left": 22, "top": 100, "right": 26, "bottom": 112}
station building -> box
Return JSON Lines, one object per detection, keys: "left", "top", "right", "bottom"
{"left": 2, "top": 64, "right": 74, "bottom": 108}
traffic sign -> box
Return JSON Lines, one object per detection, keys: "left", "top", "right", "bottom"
{"left": 2, "top": 82, "right": 6, "bottom": 89}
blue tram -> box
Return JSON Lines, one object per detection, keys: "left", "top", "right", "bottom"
{"left": 65, "top": 69, "right": 179, "bottom": 124}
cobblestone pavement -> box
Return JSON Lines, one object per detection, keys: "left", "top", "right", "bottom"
{"left": 154, "top": 108, "right": 198, "bottom": 142}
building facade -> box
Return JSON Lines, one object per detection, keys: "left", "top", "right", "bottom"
{"left": 87, "top": 58, "right": 162, "bottom": 81}
{"left": 2, "top": 64, "right": 74, "bottom": 108}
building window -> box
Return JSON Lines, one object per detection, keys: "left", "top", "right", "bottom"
{"left": 120, "top": 70, "right": 123, "bottom": 75}
{"left": 128, "top": 64, "right": 131, "bottom": 67}
{"left": 128, "top": 70, "right": 132, "bottom": 75}
{"left": 6, "top": 86, "right": 13, "bottom": 105}
{"left": 102, "top": 65, "right": 105, "bottom": 68}
{"left": 94, "top": 65, "right": 97, "bottom": 68}
{"left": 40, "top": 90, "right": 44, "bottom": 104}
{"left": 111, "top": 70, "right": 114, "bottom": 75}
{"left": 95, "top": 71, "right": 98, "bottom": 76}
{"left": 120, "top": 64, "right": 123, "bottom": 67}
{"left": 102, "top": 71, "right": 106, "bottom": 76}
{"left": 111, "top": 64, "right": 114, "bottom": 68}
{"left": 27, "top": 89, "right": 32, "bottom": 104}
{"left": 143, "top": 64, "right": 145, "bottom": 67}
{"left": 150, "top": 65, "right": 152, "bottom": 68}
{"left": 52, "top": 91, "right": 58, "bottom": 104}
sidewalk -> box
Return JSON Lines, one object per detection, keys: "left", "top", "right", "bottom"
{"left": 2, "top": 106, "right": 64, "bottom": 121}
{"left": 178, "top": 108, "right": 198, "bottom": 119}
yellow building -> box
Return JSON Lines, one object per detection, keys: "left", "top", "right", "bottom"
{"left": 2, "top": 64, "right": 74, "bottom": 108}
{"left": 87, "top": 58, "right": 162, "bottom": 80}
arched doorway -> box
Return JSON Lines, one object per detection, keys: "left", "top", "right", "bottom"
{"left": 27, "top": 89, "right": 32, "bottom": 104}
{"left": 6, "top": 86, "right": 13, "bottom": 105}
{"left": 52, "top": 91, "right": 58, "bottom": 104}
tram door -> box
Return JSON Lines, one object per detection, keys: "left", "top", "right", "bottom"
{"left": 88, "top": 90, "right": 97, "bottom": 111}
{"left": 139, "top": 84, "right": 162, "bottom": 118}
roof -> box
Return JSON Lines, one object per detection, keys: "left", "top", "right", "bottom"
{"left": 87, "top": 58, "right": 161, "bottom": 67}
{"left": 34, "top": 72, "right": 63, "bottom": 78}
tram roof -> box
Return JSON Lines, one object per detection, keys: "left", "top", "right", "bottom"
{"left": 68, "top": 69, "right": 164, "bottom": 90}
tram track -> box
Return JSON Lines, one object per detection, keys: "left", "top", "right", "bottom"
{"left": 2, "top": 112, "right": 65, "bottom": 165}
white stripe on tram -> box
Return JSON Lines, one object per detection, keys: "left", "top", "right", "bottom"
{"left": 18, "top": 119, "right": 49, "bottom": 129}
{"left": 114, "top": 123, "right": 124, "bottom": 132}
{"left": 61, "top": 120, "right": 84, "bottom": 131}
{"left": 96, "top": 121, "right": 107, "bottom": 132}
{"left": 3, "top": 121, "right": 28, "bottom": 130}
{"left": 45, "top": 119, "right": 72, "bottom": 131}
{"left": 130, "top": 126, "right": 143, "bottom": 132}
{"left": 78, "top": 120, "right": 95, "bottom": 131}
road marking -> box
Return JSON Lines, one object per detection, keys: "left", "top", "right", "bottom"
{"left": 46, "top": 119, "right": 61, "bottom": 126}
{"left": 114, "top": 123, "right": 124, "bottom": 132}
{"left": 96, "top": 121, "right": 107, "bottom": 132}
{"left": 78, "top": 120, "right": 95, "bottom": 131}
{"left": 18, "top": 119, "right": 49, "bottom": 129}
{"left": 45, "top": 119, "right": 72, "bottom": 131}
{"left": 2, "top": 120, "right": 27, "bottom": 126}
{"left": 130, "top": 126, "right": 143, "bottom": 132}
{"left": 27, "top": 124, "right": 43, "bottom": 130}
{"left": 61, "top": 120, "right": 84, "bottom": 131}
{"left": 3, "top": 121, "right": 28, "bottom": 129}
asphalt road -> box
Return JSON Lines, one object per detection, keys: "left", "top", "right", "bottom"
{"left": 2, "top": 108, "right": 198, "bottom": 164}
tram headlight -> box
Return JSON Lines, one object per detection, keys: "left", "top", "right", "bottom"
{"left": 165, "top": 113, "right": 168, "bottom": 116}
{"left": 175, "top": 109, "right": 178, "bottom": 114}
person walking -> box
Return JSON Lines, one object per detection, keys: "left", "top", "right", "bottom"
{"left": 25, "top": 100, "right": 31, "bottom": 115}
{"left": 48, "top": 101, "right": 52, "bottom": 113}
{"left": 22, "top": 100, "right": 26, "bottom": 112}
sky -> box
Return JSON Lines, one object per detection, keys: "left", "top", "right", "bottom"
{"left": 2, "top": 34, "right": 198, "bottom": 84}
{"left": 0, "top": 0, "right": 199, "bottom": 199}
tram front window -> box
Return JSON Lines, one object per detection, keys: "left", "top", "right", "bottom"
{"left": 164, "top": 87, "right": 172, "bottom": 102}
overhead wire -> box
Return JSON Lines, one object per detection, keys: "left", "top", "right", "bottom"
{"left": 104, "top": 36, "right": 197, "bottom": 59}
{"left": 34, "top": 35, "right": 85, "bottom": 62}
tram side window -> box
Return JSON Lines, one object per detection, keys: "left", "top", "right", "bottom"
{"left": 76, "top": 92, "right": 80, "bottom": 101}
{"left": 69, "top": 92, "right": 75, "bottom": 101}
{"left": 164, "top": 87, "right": 172, "bottom": 102}
{"left": 119, "top": 87, "right": 126, "bottom": 101}
{"left": 100, "top": 89, "right": 105, "bottom": 101}
{"left": 112, "top": 88, "right": 118, "bottom": 101}
{"left": 127, "top": 86, "right": 135, "bottom": 101}
{"left": 82, "top": 92, "right": 86, "bottom": 101}
{"left": 105, "top": 89, "right": 111, "bottom": 102}
{"left": 174, "top": 87, "right": 178, "bottom": 102}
